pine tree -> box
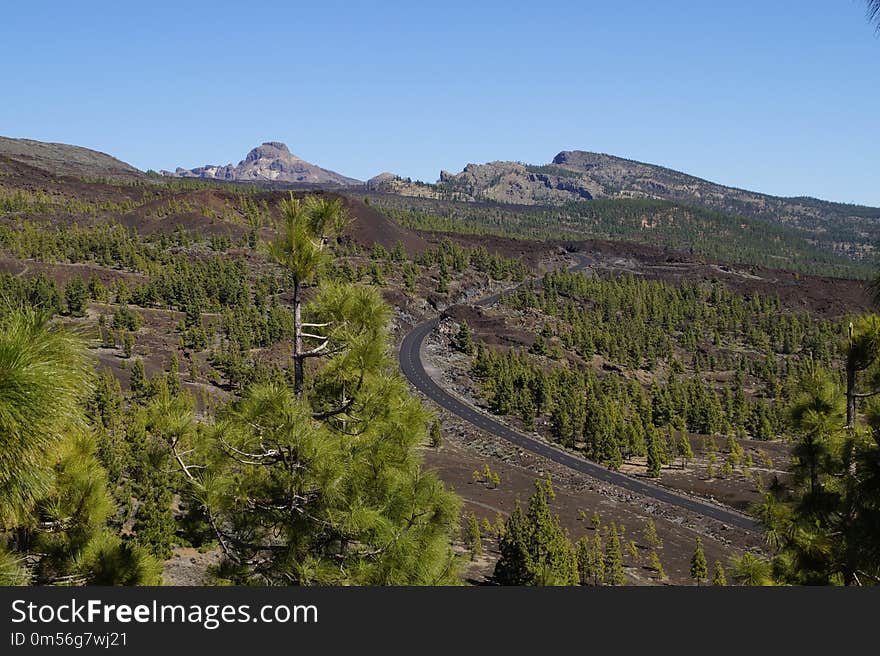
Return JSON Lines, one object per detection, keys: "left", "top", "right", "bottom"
{"left": 529, "top": 333, "right": 547, "bottom": 356}
{"left": 77, "top": 534, "right": 161, "bottom": 586}
{"left": 678, "top": 433, "right": 694, "bottom": 469}
{"left": 0, "top": 309, "right": 158, "bottom": 585}
{"left": 575, "top": 536, "right": 591, "bottom": 585}
{"left": 649, "top": 551, "right": 666, "bottom": 581}
{"left": 721, "top": 459, "right": 733, "bottom": 478}
{"left": 589, "top": 531, "right": 605, "bottom": 585}
{"left": 436, "top": 272, "right": 449, "bottom": 294}
{"left": 0, "top": 309, "right": 91, "bottom": 526}
{"left": 494, "top": 503, "right": 532, "bottom": 584}
{"left": 130, "top": 391, "right": 194, "bottom": 561}
{"left": 759, "top": 360, "right": 880, "bottom": 585}
{"left": 265, "top": 194, "right": 348, "bottom": 398}
{"left": 130, "top": 358, "right": 147, "bottom": 399}
{"left": 466, "top": 512, "right": 482, "bottom": 560}
{"left": 391, "top": 241, "right": 406, "bottom": 262}
{"left": 403, "top": 265, "right": 417, "bottom": 294}
{"left": 166, "top": 353, "right": 181, "bottom": 396}
{"left": 726, "top": 434, "right": 743, "bottom": 465}
{"left": 132, "top": 483, "right": 175, "bottom": 560}
{"left": 64, "top": 277, "right": 88, "bottom": 317}
{"left": 690, "top": 537, "right": 708, "bottom": 585}
{"left": 646, "top": 425, "right": 663, "bottom": 477}
{"left": 729, "top": 553, "right": 773, "bottom": 586}
{"left": 481, "top": 517, "right": 493, "bottom": 536}
{"left": 643, "top": 517, "right": 662, "bottom": 549}
{"left": 576, "top": 531, "right": 605, "bottom": 586}
{"left": 628, "top": 540, "right": 639, "bottom": 564}
{"left": 494, "top": 512, "right": 506, "bottom": 540}
{"left": 712, "top": 560, "right": 728, "bottom": 586}
{"left": 169, "top": 283, "right": 461, "bottom": 585}
{"left": 430, "top": 419, "right": 443, "bottom": 447}
{"left": 494, "top": 480, "right": 578, "bottom": 586}
{"left": 604, "top": 523, "right": 626, "bottom": 585}
{"left": 88, "top": 370, "right": 124, "bottom": 430}
{"left": 455, "top": 321, "right": 474, "bottom": 355}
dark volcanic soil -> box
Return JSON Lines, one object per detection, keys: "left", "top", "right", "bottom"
{"left": 422, "top": 231, "right": 869, "bottom": 318}
{"left": 421, "top": 415, "right": 761, "bottom": 586}
{"left": 1, "top": 156, "right": 863, "bottom": 585}
{"left": 568, "top": 238, "right": 869, "bottom": 318}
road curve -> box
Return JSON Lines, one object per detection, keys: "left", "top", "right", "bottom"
{"left": 399, "top": 253, "right": 759, "bottom": 533}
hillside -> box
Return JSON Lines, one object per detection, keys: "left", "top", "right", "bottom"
{"left": 0, "top": 135, "right": 144, "bottom": 180}
{"left": 369, "top": 150, "right": 880, "bottom": 262}
{"left": 0, "top": 137, "right": 872, "bottom": 587}
{"left": 366, "top": 193, "right": 873, "bottom": 279}
{"left": 166, "top": 141, "right": 360, "bottom": 186}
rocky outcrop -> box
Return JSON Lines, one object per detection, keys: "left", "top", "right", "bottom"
{"left": 428, "top": 150, "right": 880, "bottom": 239}
{"left": 366, "top": 172, "right": 400, "bottom": 190}
{"left": 167, "top": 142, "right": 360, "bottom": 186}
{"left": 436, "top": 160, "right": 598, "bottom": 205}
{"left": 364, "top": 172, "right": 455, "bottom": 200}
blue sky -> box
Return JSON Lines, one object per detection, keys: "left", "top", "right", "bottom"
{"left": 1, "top": 1, "right": 878, "bottom": 205}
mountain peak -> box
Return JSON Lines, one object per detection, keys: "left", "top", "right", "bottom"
{"left": 245, "top": 141, "right": 295, "bottom": 163}
{"left": 366, "top": 172, "right": 400, "bottom": 189}
{"left": 552, "top": 150, "right": 615, "bottom": 168}
{"left": 168, "top": 142, "right": 360, "bottom": 186}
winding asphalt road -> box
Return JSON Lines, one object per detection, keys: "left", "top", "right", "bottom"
{"left": 399, "top": 253, "right": 759, "bottom": 533}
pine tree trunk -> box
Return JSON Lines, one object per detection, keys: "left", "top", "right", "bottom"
{"left": 293, "top": 279, "right": 304, "bottom": 398}
{"left": 846, "top": 358, "right": 856, "bottom": 429}
{"left": 810, "top": 458, "right": 818, "bottom": 497}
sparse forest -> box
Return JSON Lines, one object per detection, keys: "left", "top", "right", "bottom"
{"left": 0, "top": 191, "right": 488, "bottom": 586}
{"left": 1, "top": 139, "right": 878, "bottom": 587}
{"left": 371, "top": 195, "right": 874, "bottom": 279}
{"left": 466, "top": 269, "right": 838, "bottom": 471}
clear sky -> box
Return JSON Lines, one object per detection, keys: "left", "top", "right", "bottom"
{"left": 1, "top": 1, "right": 878, "bottom": 205}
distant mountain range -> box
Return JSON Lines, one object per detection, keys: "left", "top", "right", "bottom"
{"left": 3, "top": 134, "right": 878, "bottom": 263}
{"left": 163, "top": 142, "right": 360, "bottom": 186}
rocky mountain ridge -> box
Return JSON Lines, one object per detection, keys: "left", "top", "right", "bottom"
{"left": 0, "top": 136, "right": 144, "bottom": 180}
{"left": 165, "top": 142, "right": 360, "bottom": 186}
{"left": 366, "top": 150, "right": 880, "bottom": 254}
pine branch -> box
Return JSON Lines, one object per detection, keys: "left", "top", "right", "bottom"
{"left": 218, "top": 438, "right": 283, "bottom": 465}
{"left": 870, "top": 0, "right": 880, "bottom": 29}
{"left": 312, "top": 397, "right": 356, "bottom": 421}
